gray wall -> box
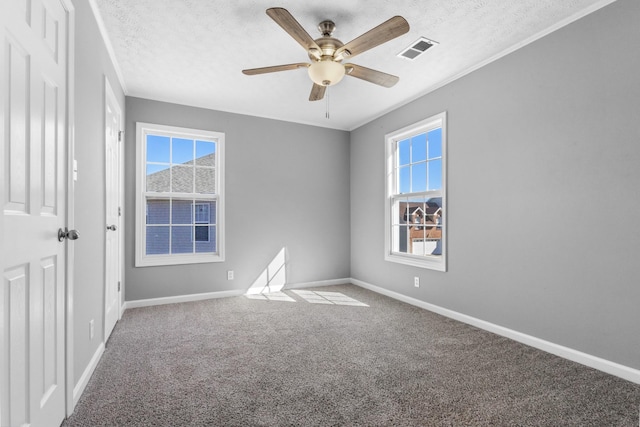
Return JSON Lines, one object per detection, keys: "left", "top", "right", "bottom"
{"left": 124, "top": 97, "right": 351, "bottom": 301}
{"left": 350, "top": 0, "right": 640, "bottom": 370}
{"left": 72, "top": 0, "right": 125, "bottom": 382}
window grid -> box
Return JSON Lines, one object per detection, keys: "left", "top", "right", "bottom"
{"left": 145, "top": 198, "right": 216, "bottom": 253}
{"left": 385, "top": 112, "right": 446, "bottom": 271}
{"left": 136, "top": 122, "right": 224, "bottom": 267}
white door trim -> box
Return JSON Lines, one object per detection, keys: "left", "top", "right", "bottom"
{"left": 62, "top": 0, "right": 76, "bottom": 417}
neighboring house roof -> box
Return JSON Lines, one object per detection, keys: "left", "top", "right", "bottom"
{"left": 147, "top": 153, "right": 215, "bottom": 194}
{"left": 402, "top": 201, "right": 442, "bottom": 223}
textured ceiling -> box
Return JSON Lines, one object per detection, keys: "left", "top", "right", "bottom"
{"left": 93, "top": 0, "right": 615, "bottom": 130}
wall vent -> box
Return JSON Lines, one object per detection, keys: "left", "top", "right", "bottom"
{"left": 398, "top": 37, "right": 439, "bottom": 60}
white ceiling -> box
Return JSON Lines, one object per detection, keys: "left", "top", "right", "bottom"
{"left": 93, "top": 0, "right": 614, "bottom": 131}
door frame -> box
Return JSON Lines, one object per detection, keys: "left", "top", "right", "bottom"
{"left": 63, "top": 0, "right": 76, "bottom": 417}
{"left": 104, "top": 76, "right": 123, "bottom": 340}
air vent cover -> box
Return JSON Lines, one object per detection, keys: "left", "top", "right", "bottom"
{"left": 398, "top": 37, "right": 439, "bottom": 60}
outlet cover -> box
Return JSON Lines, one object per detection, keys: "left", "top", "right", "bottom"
{"left": 227, "top": 270, "right": 234, "bottom": 280}
{"left": 414, "top": 277, "right": 420, "bottom": 288}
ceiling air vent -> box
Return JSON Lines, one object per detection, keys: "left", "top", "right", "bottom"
{"left": 398, "top": 37, "right": 439, "bottom": 60}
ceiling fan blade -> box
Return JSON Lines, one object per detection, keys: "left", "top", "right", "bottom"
{"left": 309, "top": 83, "right": 326, "bottom": 101}
{"left": 242, "top": 63, "right": 309, "bottom": 75}
{"left": 266, "top": 8, "right": 322, "bottom": 55}
{"left": 335, "top": 16, "right": 409, "bottom": 59}
{"left": 345, "top": 64, "right": 399, "bottom": 87}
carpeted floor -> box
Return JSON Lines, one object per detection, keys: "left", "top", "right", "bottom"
{"left": 63, "top": 284, "right": 640, "bottom": 426}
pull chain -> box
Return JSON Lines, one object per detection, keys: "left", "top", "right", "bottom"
{"left": 325, "top": 86, "right": 330, "bottom": 119}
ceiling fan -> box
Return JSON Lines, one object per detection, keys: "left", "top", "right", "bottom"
{"left": 242, "top": 7, "right": 410, "bottom": 101}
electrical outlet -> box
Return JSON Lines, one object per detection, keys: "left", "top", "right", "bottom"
{"left": 227, "top": 270, "right": 234, "bottom": 280}
{"left": 414, "top": 277, "right": 420, "bottom": 288}
{"left": 89, "top": 319, "right": 94, "bottom": 340}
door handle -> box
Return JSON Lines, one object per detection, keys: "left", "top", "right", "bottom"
{"left": 106, "top": 224, "right": 117, "bottom": 231}
{"left": 58, "top": 228, "right": 80, "bottom": 242}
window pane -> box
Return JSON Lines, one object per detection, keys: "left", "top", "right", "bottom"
{"left": 196, "top": 141, "right": 215, "bottom": 166}
{"left": 428, "top": 159, "right": 442, "bottom": 191}
{"left": 406, "top": 197, "right": 425, "bottom": 228}
{"left": 399, "top": 166, "right": 410, "bottom": 194}
{"left": 147, "top": 135, "right": 170, "bottom": 163}
{"left": 196, "top": 226, "right": 216, "bottom": 253}
{"left": 428, "top": 128, "right": 442, "bottom": 159}
{"left": 398, "top": 139, "right": 410, "bottom": 166}
{"left": 194, "top": 203, "right": 209, "bottom": 223}
{"left": 194, "top": 225, "right": 209, "bottom": 242}
{"left": 171, "top": 165, "right": 193, "bottom": 193}
{"left": 408, "top": 196, "right": 427, "bottom": 257}
{"left": 411, "top": 133, "right": 427, "bottom": 162}
{"left": 426, "top": 197, "right": 443, "bottom": 256}
{"left": 409, "top": 206, "right": 426, "bottom": 257}
{"left": 195, "top": 167, "right": 215, "bottom": 194}
{"left": 146, "top": 164, "right": 170, "bottom": 192}
{"left": 171, "top": 226, "right": 193, "bottom": 254}
{"left": 172, "top": 138, "right": 194, "bottom": 165}
{"left": 146, "top": 199, "right": 170, "bottom": 224}
{"left": 397, "top": 225, "right": 409, "bottom": 253}
{"left": 172, "top": 199, "right": 192, "bottom": 224}
{"left": 411, "top": 162, "right": 427, "bottom": 192}
{"left": 398, "top": 200, "right": 411, "bottom": 224}
{"left": 146, "top": 226, "right": 169, "bottom": 254}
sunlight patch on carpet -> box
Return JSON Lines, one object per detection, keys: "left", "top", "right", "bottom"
{"left": 291, "top": 290, "right": 369, "bottom": 307}
{"left": 245, "top": 291, "right": 296, "bottom": 302}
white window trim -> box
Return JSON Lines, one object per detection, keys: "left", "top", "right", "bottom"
{"left": 135, "top": 122, "right": 225, "bottom": 267}
{"left": 384, "top": 112, "right": 447, "bottom": 272}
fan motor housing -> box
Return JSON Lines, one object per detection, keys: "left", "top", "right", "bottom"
{"left": 309, "top": 37, "right": 344, "bottom": 61}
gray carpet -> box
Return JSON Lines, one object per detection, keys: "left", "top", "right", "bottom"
{"left": 63, "top": 284, "right": 640, "bottom": 426}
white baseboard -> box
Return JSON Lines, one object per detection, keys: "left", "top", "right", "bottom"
{"left": 123, "top": 289, "right": 245, "bottom": 310}
{"left": 73, "top": 342, "right": 105, "bottom": 407}
{"left": 350, "top": 278, "right": 640, "bottom": 385}
{"left": 123, "top": 279, "right": 350, "bottom": 311}
{"left": 284, "top": 278, "right": 350, "bottom": 290}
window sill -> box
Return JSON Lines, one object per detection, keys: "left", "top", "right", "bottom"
{"left": 135, "top": 253, "right": 224, "bottom": 267}
{"left": 384, "top": 252, "right": 446, "bottom": 272}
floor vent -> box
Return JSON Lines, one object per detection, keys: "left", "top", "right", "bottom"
{"left": 398, "top": 37, "right": 439, "bottom": 60}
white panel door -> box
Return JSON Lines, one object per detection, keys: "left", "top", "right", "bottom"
{"left": 0, "top": 0, "right": 69, "bottom": 426}
{"left": 104, "top": 79, "right": 121, "bottom": 341}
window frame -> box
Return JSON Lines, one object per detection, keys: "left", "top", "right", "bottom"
{"left": 384, "top": 112, "right": 447, "bottom": 272}
{"left": 135, "top": 122, "right": 225, "bottom": 267}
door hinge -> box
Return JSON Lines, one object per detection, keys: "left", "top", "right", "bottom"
{"left": 118, "top": 130, "right": 124, "bottom": 142}
{"left": 118, "top": 206, "right": 122, "bottom": 217}
{"left": 118, "top": 281, "right": 121, "bottom": 292}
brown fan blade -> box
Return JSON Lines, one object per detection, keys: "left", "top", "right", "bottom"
{"left": 266, "top": 8, "right": 322, "bottom": 55}
{"left": 335, "top": 16, "right": 409, "bottom": 59}
{"left": 309, "top": 83, "right": 326, "bottom": 101}
{"left": 345, "top": 64, "right": 399, "bottom": 88}
{"left": 242, "top": 63, "right": 309, "bottom": 75}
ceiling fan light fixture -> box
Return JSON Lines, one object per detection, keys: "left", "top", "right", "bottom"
{"left": 308, "top": 60, "right": 345, "bottom": 86}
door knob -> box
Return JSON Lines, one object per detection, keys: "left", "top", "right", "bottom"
{"left": 58, "top": 228, "right": 80, "bottom": 242}
{"left": 106, "top": 224, "right": 117, "bottom": 231}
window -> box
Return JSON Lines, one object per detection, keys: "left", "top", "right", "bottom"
{"left": 136, "top": 123, "right": 224, "bottom": 266}
{"left": 385, "top": 112, "right": 446, "bottom": 271}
